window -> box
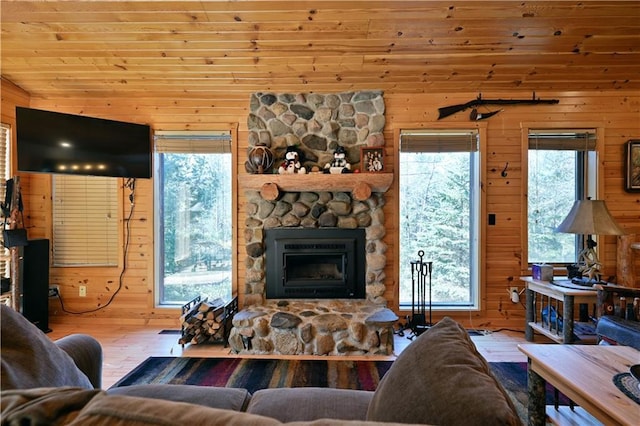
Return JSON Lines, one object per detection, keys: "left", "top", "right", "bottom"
{"left": 526, "top": 129, "right": 597, "bottom": 265}
{"left": 399, "top": 130, "right": 482, "bottom": 309}
{"left": 0, "top": 124, "right": 11, "bottom": 279}
{"left": 154, "top": 131, "right": 233, "bottom": 305}
{"left": 52, "top": 175, "right": 119, "bottom": 266}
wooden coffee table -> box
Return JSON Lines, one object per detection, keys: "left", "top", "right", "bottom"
{"left": 518, "top": 344, "right": 639, "bottom": 426}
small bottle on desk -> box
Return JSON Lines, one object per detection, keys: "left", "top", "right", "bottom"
{"left": 625, "top": 303, "right": 636, "bottom": 321}
{"left": 613, "top": 300, "right": 622, "bottom": 317}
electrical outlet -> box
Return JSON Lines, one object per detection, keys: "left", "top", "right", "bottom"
{"left": 79, "top": 285, "right": 87, "bottom": 297}
{"left": 509, "top": 287, "right": 519, "bottom": 303}
{"left": 48, "top": 285, "right": 59, "bottom": 297}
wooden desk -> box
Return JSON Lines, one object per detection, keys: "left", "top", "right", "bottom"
{"left": 521, "top": 277, "right": 598, "bottom": 344}
{"left": 519, "top": 344, "right": 640, "bottom": 426}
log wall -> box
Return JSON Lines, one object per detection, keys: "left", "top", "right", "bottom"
{"left": 2, "top": 77, "right": 639, "bottom": 328}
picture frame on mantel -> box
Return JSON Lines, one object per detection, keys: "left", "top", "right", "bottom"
{"left": 361, "top": 147, "right": 384, "bottom": 173}
{"left": 625, "top": 140, "right": 640, "bottom": 192}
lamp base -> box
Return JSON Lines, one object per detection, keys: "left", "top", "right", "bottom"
{"left": 576, "top": 239, "right": 602, "bottom": 282}
{"left": 567, "top": 264, "right": 582, "bottom": 279}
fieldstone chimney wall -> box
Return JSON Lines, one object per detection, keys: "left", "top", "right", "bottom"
{"left": 247, "top": 91, "right": 385, "bottom": 173}
{"left": 229, "top": 91, "right": 397, "bottom": 356}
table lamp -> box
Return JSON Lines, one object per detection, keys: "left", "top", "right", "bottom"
{"left": 555, "top": 198, "right": 625, "bottom": 283}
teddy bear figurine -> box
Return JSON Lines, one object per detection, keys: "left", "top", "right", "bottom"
{"left": 324, "top": 146, "right": 351, "bottom": 174}
{"left": 278, "top": 146, "right": 306, "bottom": 174}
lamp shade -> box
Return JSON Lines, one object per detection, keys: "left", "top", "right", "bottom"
{"left": 555, "top": 199, "right": 625, "bottom": 235}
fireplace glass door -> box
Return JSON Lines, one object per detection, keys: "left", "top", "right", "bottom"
{"left": 285, "top": 253, "right": 346, "bottom": 285}
{"left": 265, "top": 228, "right": 365, "bottom": 299}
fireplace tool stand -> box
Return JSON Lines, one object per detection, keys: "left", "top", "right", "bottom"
{"left": 397, "top": 250, "right": 433, "bottom": 340}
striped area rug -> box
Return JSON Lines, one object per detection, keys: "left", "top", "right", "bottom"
{"left": 111, "top": 357, "right": 570, "bottom": 399}
{"left": 111, "top": 357, "right": 394, "bottom": 393}
{"left": 111, "top": 356, "right": 569, "bottom": 423}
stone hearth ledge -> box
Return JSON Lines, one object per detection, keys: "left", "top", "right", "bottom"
{"left": 229, "top": 300, "right": 398, "bottom": 356}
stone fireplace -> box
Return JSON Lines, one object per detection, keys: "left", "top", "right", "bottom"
{"left": 228, "top": 187, "right": 397, "bottom": 355}
{"left": 228, "top": 91, "right": 397, "bottom": 356}
{"left": 240, "top": 189, "right": 389, "bottom": 305}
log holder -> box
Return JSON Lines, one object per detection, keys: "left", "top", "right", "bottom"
{"left": 180, "top": 295, "right": 238, "bottom": 348}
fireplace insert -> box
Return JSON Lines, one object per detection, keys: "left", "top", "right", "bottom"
{"left": 265, "top": 228, "right": 366, "bottom": 299}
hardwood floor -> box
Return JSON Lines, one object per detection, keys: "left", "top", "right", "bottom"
{"left": 47, "top": 320, "right": 536, "bottom": 388}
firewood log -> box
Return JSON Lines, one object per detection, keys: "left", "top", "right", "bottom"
{"left": 260, "top": 182, "right": 280, "bottom": 200}
{"left": 352, "top": 181, "right": 372, "bottom": 201}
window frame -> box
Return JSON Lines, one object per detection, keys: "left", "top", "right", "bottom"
{"left": 520, "top": 122, "right": 605, "bottom": 275}
{"left": 0, "top": 123, "right": 11, "bottom": 280}
{"left": 153, "top": 129, "right": 238, "bottom": 307}
{"left": 393, "top": 124, "right": 487, "bottom": 313}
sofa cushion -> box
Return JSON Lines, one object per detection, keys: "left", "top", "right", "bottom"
{"left": 107, "top": 384, "right": 251, "bottom": 411}
{"left": 2, "top": 387, "right": 424, "bottom": 426}
{"left": 72, "top": 393, "right": 282, "bottom": 426}
{"left": 1, "top": 387, "right": 282, "bottom": 426}
{"left": 366, "top": 316, "right": 521, "bottom": 426}
{"left": 247, "top": 387, "right": 374, "bottom": 422}
{"left": 0, "top": 305, "right": 93, "bottom": 390}
{"left": 286, "top": 421, "right": 425, "bottom": 426}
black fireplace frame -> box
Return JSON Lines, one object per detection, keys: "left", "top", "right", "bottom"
{"left": 265, "top": 228, "right": 366, "bottom": 299}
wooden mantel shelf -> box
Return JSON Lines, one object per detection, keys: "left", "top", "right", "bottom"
{"left": 239, "top": 173, "right": 394, "bottom": 194}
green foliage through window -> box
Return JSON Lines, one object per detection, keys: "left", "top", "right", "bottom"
{"left": 526, "top": 129, "right": 596, "bottom": 266}
{"left": 528, "top": 150, "right": 577, "bottom": 263}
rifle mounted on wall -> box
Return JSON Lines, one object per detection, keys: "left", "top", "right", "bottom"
{"left": 438, "top": 93, "right": 559, "bottom": 120}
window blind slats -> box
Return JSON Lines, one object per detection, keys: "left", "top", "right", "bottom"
{"left": 0, "top": 124, "right": 10, "bottom": 278}
{"left": 528, "top": 129, "right": 596, "bottom": 150}
{"left": 0, "top": 126, "right": 8, "bottom": 183}
{"left": 53, "top": 175, "right": 119, "bottom": 266}
{"left": 154, "top": 131, "right": 231, "bottom": 153}
{"left": 400, "top": 130, "right": 479, "bottom": 152}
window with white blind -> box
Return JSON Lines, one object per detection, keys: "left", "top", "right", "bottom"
{"left": 154, "top": 131, "right": 233, "bottom": 305}
{"left": 52, "top": 175, "right": 119, "bottom": 266}
{"left": 399, "top": 130, "right": 482, "bottom": 309}
{"left": 0, "top": 124, "right": 11, "bottom": 279}
{"left": 526, "top": 129, "right": 597, "bottom": 265}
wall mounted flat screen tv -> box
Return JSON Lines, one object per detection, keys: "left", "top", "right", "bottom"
{"left": 16, "top": 107, "right": 152, "bottom": 178}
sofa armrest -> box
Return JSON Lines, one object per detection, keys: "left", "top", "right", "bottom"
{"left": 55, "top": 334, "right": 103, "bottom": 389}
{"left": 107, "top": 384, "right": 251, "bottom": 412}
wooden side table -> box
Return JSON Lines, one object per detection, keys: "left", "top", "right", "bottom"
{"left": 520, "top": 277, "right": 598, "bottom": 344}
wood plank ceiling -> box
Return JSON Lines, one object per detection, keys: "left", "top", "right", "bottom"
{"left": 1, "top": 1, "right": 639, "bottom": 101}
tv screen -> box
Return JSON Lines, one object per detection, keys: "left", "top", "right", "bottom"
{"left": 16, "top": 107, "right": 152, "bottom": 178}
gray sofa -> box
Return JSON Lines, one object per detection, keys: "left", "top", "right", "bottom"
{"left": 1, "top": 305, "right": 521, "bottom": 425}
